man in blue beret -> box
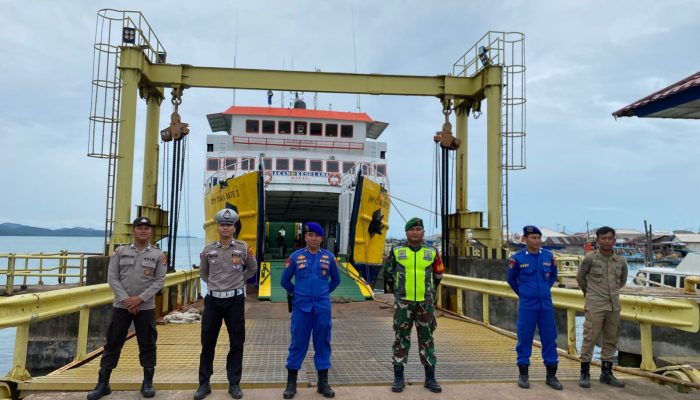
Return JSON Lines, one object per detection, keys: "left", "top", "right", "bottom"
{"left": 507, "top": 225, "right": 562, "bottom": 390}
{"left": 280, "top": 222, "right": 340, "bottom": 399}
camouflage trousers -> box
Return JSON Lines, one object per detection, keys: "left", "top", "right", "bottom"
{"left": 392, "top": 300, "right": 437, "bottom": 366}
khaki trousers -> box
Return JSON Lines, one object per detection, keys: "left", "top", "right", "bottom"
{"left": 580, "top": 306, "right": 620, "bottom": 362}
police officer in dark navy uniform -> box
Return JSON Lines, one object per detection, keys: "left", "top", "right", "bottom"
{"left": 506, "top": 225, "right": 562, "bottom": 390}
{"left": 194, "top": 209, "right": 258, "bottom": 400}
{"left": 280, "top": 222, "right": 340, "bottom": 399}
{"left": 87, "top": 217, "right": 166, "bottom": 400}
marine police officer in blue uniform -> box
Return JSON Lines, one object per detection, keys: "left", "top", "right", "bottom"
{"left": 506, "top": 225, "right": 563, "bottom": 391}
{"left": 280, "top": 222, "right": 341, "bottom": 399}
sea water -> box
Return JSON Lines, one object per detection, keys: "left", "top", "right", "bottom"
{"left": 0, "top": 236, "right": 205, "bottom": 376}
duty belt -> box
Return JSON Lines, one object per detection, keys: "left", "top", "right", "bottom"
{"left": 209, "top": 288, "right": 244, "bottom": 298}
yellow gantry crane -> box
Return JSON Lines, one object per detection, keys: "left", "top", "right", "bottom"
{"left": 99, "top": 11, "right": 515, "bottom": 257}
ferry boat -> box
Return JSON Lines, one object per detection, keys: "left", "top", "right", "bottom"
{"left": 202, "top": 100, "right": 390, "bottom": 288}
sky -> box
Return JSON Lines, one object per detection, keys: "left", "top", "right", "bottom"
{"left": 1, "top": 0, "right": 699, "bottom": 240}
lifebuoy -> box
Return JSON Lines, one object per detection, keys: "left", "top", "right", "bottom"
{"left": 327, "top": 172, "right": 341, "bottom": 186}
{"left": 263, "top": 170, "right": 273, "bottom": 186}
{"left": 633, "top": 271, "right": 647, "bottom": 286}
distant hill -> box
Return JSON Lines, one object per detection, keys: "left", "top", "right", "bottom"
{"left": 0, "top": 223, "right": 104, "bottom": 237}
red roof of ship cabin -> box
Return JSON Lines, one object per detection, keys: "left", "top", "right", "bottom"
{"left": 222, "top": 106, "right": 374, "bottom": 122}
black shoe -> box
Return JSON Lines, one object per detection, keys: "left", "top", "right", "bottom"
{"left": 579, "top": 362, "right": 591, "bottom": 388}
{"left": 545, "top": 364, "right": 563, "bottom": 390}
{"left": 600, "top": 361, "right": 625, "bottom": 387}
{"left": 391, "top": 364, "right": 405, "bottom": 393}
{"left": 193, "top": 383, "right": 212, "bottom": 400}
{"left": 87, "top": 368, "right": 112, "bottom": 400}
{"left": 283, "top": 368, "right": 298, "bottom": 399}
{"left": 140, "top": 367, "right": 156, "bottom": 398}
{"left": 423, "top": 365, "right": 442, "bottom": 393}
{"left": 517, "top": 365, "right": 530, "bottom": 389}
{"left": 228, "top": 383, "right": 243, "bottom": 399}
{"left": 317, "top": 369, "right": 335, "bottom": 398}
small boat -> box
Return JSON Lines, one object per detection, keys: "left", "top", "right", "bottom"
{"left": 632, "top": 253, "right": 700, "bottom": 289}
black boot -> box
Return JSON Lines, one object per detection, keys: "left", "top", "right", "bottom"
{"left": 317, "top": 369, "right": 335, "bottom": 398}
{"left": 600, "top": 361, "right": 625, "bottom": 387}
{"left": 423, "top": 365, "right": 442, "bottom": 393}
{"left": 517, "top": 365, "right": 530, "bottom": 389}
{"left": 391, "top": 364, "right": 405, "bottom": 393}
{"left": 545, "top": 364, "right": 563, "bottom": 390}
{"left": 579, "top": 362, "right": 591, "bottom": 388}
{"left": 140, "top": 367, "right": 156, "bottom": 398}
{"left": 283, "top": 369, "right": 298, "bottom": 399}
{"left": 193, "top": 383, "right": 212, "bottom": 400}
{"left": 87, "top": 368, "right": 112, "bottom": 400}
{"left": 229, "top": 383, "right": 243, "bottom": 399}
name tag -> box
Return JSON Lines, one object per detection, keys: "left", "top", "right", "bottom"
{"left": 423, "top": 250, "right": 433, "bottom": 261}
{"left": 520, "top": 263, "right": 529, "bottom": 268}
{"left": 397, "top": 249, "right": 407, "bottom": 260}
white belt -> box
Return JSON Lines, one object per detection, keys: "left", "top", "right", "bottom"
{"left": 209, "top": 288, "right": 244, "bottom": 298}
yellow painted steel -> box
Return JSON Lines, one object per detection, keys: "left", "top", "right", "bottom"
{"left": 109, "top": 64, "right": 141, "bottom": 253}
{"left": 258, "top": 262, "right": 271, "bottom": 300}
{"left": 485, "top": 84, "right": 502, "bottom": 249}
{"left": 340, "top": 262, "right": 374, "bottom": 299}
{"left": 74, "top": 308, "right": 90, "bottom": 362}
{"left": 566, "top": 309, "right": 578, "bottom": 356}
{"left": 9, "top": 324, "right": 30, "bottom": 381}
{"left": 439, "top": 273, "right": 700, "bottom": 371}
{"left": 454, "top": 106, "right": 469, "bottom": 257}
{"left": 352, "top": 178, "right": 389, "bottom": 266}
{"left": 1, "top": 252, "right": 94, "bottom": 295}
{"left": 204, "top": 172, "right": 260, "bottom": 254}
{"left": 0, "top": 270, "right": 199, "bottom": 329}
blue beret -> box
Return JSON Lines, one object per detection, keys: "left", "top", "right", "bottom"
{"left": 523, "top": 225, "right": 542, "bottom": 236}
{"left": 306, "top": 222, "right": 325, "bottom": 237}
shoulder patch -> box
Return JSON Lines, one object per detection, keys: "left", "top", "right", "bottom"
{"left": 508, "top": 258, "right": 516, "bottom": 269}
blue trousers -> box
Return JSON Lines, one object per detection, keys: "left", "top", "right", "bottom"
{"left": 516, "top": 306, "right": 558, "bottom": 366}
{"left": 286, "top": 307, "right": 332, "bottom": 370}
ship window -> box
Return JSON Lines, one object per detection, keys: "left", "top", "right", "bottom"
{"left": 262, "top": 120, "right": 276, "bottom": 134}
{"left": 263, "top": 158, "right": 272, "bottom": 170}
{"left": 206, "top": 158, "right": 219, "bottom": 171}
{"left": 361, "top": 163, "right": 370, "bottom": 175}
{"left": 325, "top": 123, "right": 338, "bottom": 137}
{"left": 326, "top": 160, "right": 339, "bottom": 173}
{"left": 225, "top": 158, "right": 237, "bottom": 171}
{"left": 376, "top": 164, "right": 386, "bottom": 176}
{"left": 276, "top": 159, "right": 289, "bottom": 170}
{"left": 310, "top": 122, "right": 323, "bottom": 136}
{"left": 341, "top": 124, "right": 354, "bottom": 138}
{"left": 649, "top": 273, "right": 661, "bottom": 284}
{"left": 246, "top": 119, "right": 259, "bottom": 133}
{"left": 380, "top": 150, "right": 386, "bottom": 159}
{"left": 293, "top": 159, "right": 306, "bottom": 171}
{"left": 342, "top": 162, "right": 354, "bottom": 173}
{"left": 680, "top": 277, "right": 685, "bottom": 288}
{"left": 664, "top": 275, "right": 677, "bottom": 287}
{"left": 310, "top": 160, "right": 323, "bottom": 172}
{"left": 294, "top": 121, "right": 307, "bottom": 135}
{"left": 240, "top": 159, "right": 251, "bottom": 171}
{"left": 279, "top": 121, "right": 291, "bottom": 134}
{"left": 207, "top": 143, "right": 214, "bottom": 152}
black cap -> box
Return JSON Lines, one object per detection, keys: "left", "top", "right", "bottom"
{"left": 132, "top": 217, "right": 153, "bottom": 227}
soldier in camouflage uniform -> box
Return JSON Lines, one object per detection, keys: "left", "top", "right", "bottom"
{"left": 383, "top": 217, "right": 444, "bottom": 394}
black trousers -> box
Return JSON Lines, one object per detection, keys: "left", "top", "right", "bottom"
{"left": 198, "top": 294, "right": 246, "bottom": 385}
{"left": 100, "top": 307, "right": 157, "bottom": 370}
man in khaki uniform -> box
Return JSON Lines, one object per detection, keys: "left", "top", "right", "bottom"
{"left": 576, "top": 226, "right": 627, "bottom": 388}
{"left": 87, "top": 217, "right": 166, "bottom": 400}
{"left": 194, "top": 209, "right": 258, "bottom": 400}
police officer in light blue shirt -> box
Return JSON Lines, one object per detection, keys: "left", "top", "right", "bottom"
{"left": 280, "top": 222, "right": 340, "bottom": 399}
{"left": 507, "top": 225, "right": 562, "bottom": 391}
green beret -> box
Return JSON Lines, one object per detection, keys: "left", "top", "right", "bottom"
{"left": 405, "top": 217, "right": 424, "bottom": 231}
